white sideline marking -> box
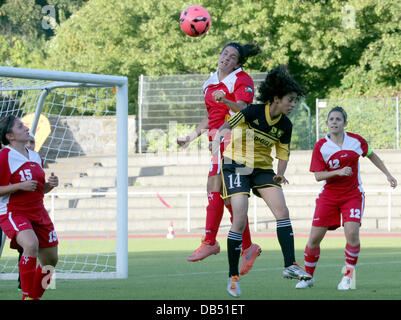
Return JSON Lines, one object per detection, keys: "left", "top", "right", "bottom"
{"left": 0, "top": 260, "right": 400, "bottom": 287}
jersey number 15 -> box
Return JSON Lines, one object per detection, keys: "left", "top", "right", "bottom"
{"left": 19, "top": 169, "right": 32, "bottom": 181}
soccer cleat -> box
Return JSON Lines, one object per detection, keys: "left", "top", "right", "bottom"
{"left": 337, "top": 276, "right": 353, "bottom": 290}
{"left": 227, "top": 276, "right": 241, "bottom": 297}
{"left": 295, "top": 278, "right": 315, "bottom": 289}
{"left": 186, "top": 239, "right": 220, "bottom": 262}
{"left": 239, "top": 243, "right": 261, "bottom": 275}
{"left": 282, "top": 263, "right": 313, "bottom": 280}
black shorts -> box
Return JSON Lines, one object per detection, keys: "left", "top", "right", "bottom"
{"left": 221, "top": 158, "right": 281, "bottom": 199}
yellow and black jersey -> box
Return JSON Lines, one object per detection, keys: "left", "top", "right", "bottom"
{"left": 224, "top": 104, "right": 292, "bottom": 169}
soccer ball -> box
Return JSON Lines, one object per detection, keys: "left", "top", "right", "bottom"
{"left": 179, "top": 5, "right": 211, "bottom": 37}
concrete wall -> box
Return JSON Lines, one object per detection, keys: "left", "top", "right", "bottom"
{"left": 42, "top": 115, "right": 137, "bottom": 159}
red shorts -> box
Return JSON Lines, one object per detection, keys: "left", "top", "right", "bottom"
{"left": 209, "top": 133, "right": 231, "bottom": 177}
{"left": 312, "top": 192, "right": 365, "bottom": 230}
{"left": 0, "top": 208, "right": 58, "bottom": 250}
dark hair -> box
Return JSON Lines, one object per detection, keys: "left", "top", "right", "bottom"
{"left": 327, "top": 106, "right": 347, "bottom": 122}
{"left": 257, "top": 65, "right": 306, "bottom": 103}
{"left": 0, "top": 115, "right": 17, "bottom": 146}
{"left": 222, "top": 42, "right": 261, "bottom": 66}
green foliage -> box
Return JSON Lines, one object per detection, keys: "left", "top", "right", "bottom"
{"left": 46, "top": 0, "right": 88, "bottom": 24}
{"left": 0, "top": 0, "right": 88, "bottom": 39}
{"left": 317, "top": 97, "right": 399, "bottom": 149}
{"left": 289, "top": 101, "right": 315, "bottom": 150}
{"left": 0, "top": 35, "right": 45, "bottom": 68}
{"left": 0, "top": 0, "right": 400, "bottom": 117}
{"left": 328, "top": 0, "right": 401, "bottom": 98}
{"left": 0, "top": 0, "right": 43, "bottom": 37}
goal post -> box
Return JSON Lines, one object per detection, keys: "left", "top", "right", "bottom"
{"left": 0, "top": 66, "right": 128, "bottom": 279}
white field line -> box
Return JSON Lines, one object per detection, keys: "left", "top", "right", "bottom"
{"left": 0, "top": 260, "right": 399, "bottom": 287}
{"left": 129, "top": 260, "right": 401, "bottom": 280}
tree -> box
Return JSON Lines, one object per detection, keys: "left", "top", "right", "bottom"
{"left": 2, "top": 0, "right": 398, "bottom": 114}
{"left": 0, "top": 35, "right": 45, "bottom": 68}
{"left": 0, "top": 0, "right": 43, "bottom": 38}
{"left": 330, "top": 0, "right": 401, "bottom": 97}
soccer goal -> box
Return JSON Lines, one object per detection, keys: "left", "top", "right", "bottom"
{"left": 0, "top": 66, "right": 128, "bottom": 279}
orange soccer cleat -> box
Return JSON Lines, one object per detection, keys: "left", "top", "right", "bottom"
{"left": 239, "top": 243, "right": 261, "bottom": 275}
{"left": 186, "top": 238, "right": 220, "bottom": 262}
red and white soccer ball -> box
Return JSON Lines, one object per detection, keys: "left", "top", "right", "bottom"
{"left": 179, "top": 5, "right": 211, "bottom": 37}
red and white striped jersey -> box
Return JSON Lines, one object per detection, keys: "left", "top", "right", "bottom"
{"left": 0, "top": 146, "right": 46, "bottom": 216}
{"left": 310, "top": 132, "right": 369, "bottom": 196}
{"left": 202, "top": 67, "right": 254, "bottom": 140}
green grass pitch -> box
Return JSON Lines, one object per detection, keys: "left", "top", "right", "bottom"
{"left": 0, "top": 236, "right": 400, "bottom": 300}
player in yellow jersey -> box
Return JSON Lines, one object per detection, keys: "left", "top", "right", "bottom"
{"left": 212, "top": 65, "right": 312, "bottom": 297}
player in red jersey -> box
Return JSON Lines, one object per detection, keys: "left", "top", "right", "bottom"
{"left": 0, "top": 142, "right": 4, "bottom": 259}
{"left": 0, "top": 115, "right": 59, "bottom": 299}
{"left": 15, "top": 132, "right": 46, "bottom": 291}
{"left": 177, "top": 42, "right": 262, "bottom": 275}
{"left": 296, "top": 106, "right": 397, "bottom": 290}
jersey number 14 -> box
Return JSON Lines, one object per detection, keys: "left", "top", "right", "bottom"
{"left": 228, "top": 173, "right": 241, "bottom": 189}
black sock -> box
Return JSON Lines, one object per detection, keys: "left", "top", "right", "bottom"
{"left": 227, "top": 231, "right": 242, "bottom": 277}
{"left": 276, "top": 219, "right": 295, "bottom": 267}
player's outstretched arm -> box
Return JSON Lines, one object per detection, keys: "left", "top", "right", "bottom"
{"left": 367, "top": 152, "right": 397, "bottom": 188}
{"left": 177, "top": 115, "right": 209, "bottom": 148}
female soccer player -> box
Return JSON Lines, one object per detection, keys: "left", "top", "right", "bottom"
{"left": 295, "top": 106, "right": 398, "bottom": 290}
{"left": 0, "top": 116, "right": 59, "bottom": 300}
{"left": 16, "top": 131, "right": 48, "bottom": 291}
{"left": 213, "top": 65, "right": 312, "bottom": 297}
{"left": 0, "top": 143, "right": 4, "bottom": 259}
{"left": 177, "top": 42, "right": 262, "bottom": 275}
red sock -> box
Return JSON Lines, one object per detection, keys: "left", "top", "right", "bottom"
{"left": 29, "top": 265, "right": 52, "bottom": 300}
{"left": 19, "top": 256, "right": 37, "bottom": 299}
{"left": 226, "top": 204, "right": 252, "bottom": 250}
{"left": 303, "top": 246, "right": 320, "bottom": 277}
{"left": 204, "top": 192, "right": 224, "bottom": 245}
{"left": 345, "top": 243, "right": 360, "bottom": 278}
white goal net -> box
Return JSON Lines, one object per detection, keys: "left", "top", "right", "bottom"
{"left": 0, "top": 67, "right": 128, "bottom": 279}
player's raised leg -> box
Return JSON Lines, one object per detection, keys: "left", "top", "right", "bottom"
{"left": 187, "top": 174, "right": 223, "bottom": 262}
